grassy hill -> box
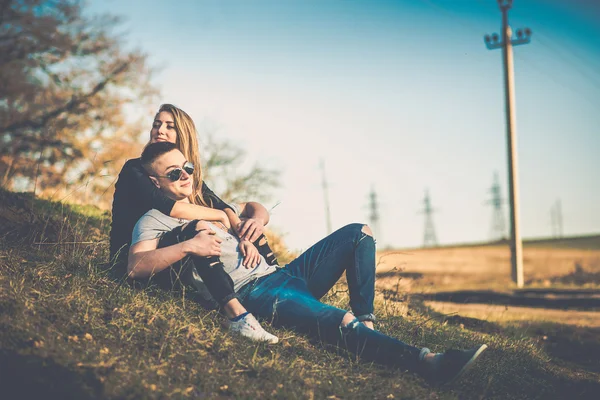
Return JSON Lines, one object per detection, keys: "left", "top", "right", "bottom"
{"left": 1, "top": 188, "right": 598, "bottom": 399}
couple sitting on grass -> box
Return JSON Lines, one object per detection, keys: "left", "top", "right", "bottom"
{"left": 109, "top": 104, "right": 487, "bottom": 385}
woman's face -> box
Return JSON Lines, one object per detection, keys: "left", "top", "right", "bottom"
{"left": 150, "top": 111, "right": 177, "bottom": 144}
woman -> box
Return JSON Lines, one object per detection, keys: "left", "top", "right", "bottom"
{"left": 109, "top": 104, "right": 278, "bottom": 343}
{"left": 110, "top": 104, "right": 268, "bottom": 265}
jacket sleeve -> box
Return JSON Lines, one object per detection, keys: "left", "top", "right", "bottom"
{"left": 122, "top": 159, "right": 176, "bottom": 216}
{"left": 201, "top": 182, "right": 234, "bottom": 212}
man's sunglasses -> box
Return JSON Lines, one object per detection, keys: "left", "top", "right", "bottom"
{"left": 155, "top": 161, "right": 194, "bottom": 182}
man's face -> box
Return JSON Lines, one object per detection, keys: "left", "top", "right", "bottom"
{"left": 149, "top": 149, "right": 193, "bottom": 201}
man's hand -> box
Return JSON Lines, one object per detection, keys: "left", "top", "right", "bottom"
{"left": 236, "top": 218, "right": 265, "bottom": 242}
{"left": 183, "top": 229, "right": 223, "bottom": 257}
{"left": 239, "top": 240, "right": 260, "bottom": 268}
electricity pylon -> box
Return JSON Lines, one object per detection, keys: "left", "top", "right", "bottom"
{"left": 368, "top": 185, "right": 381, "bottom": 245}
{"left": 419, "top": 189, "right": 438, "bottom": 247}
{"left": 485, "top": 172, "right": 507, "bottom": 241}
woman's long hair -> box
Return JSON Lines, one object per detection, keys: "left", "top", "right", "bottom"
{"left": 155, "top": 104, "right": 211, "bottom": 207}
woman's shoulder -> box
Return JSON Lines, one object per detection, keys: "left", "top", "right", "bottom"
{"left": 118, "top": 157, "right": 143, "bottom": 176}
{"left": 122, "top": 157, "right": 142, "bottom": 169}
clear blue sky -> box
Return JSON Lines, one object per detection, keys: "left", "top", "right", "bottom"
{"left": 90, "top": 0, "right": 600, "bottom": 251}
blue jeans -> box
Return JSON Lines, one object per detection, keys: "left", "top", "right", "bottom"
{"left": 238, "top": 224, "right": 422, "bottom": 370}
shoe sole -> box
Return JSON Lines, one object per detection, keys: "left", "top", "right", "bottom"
{"left": 443, "top": 344, "right": 488, "bottom": 386}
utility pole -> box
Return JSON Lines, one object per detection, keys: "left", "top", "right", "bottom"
{"left": 484, "top": 0, "right": 532, "bottom": 288}
{"left": 485, "top": 171, "right": 507, "bottom": 241}
{"left": 556, "top": 199, "right": 563, "bottom": 237}
{"left": 368, "top": 185, "right": 381, "bottom": 245}
{"left": 419, "top": 189, "right": 438, "bottom": 247}
{"left": 551, "top": 199, "right": 563, "bottom": 238}
{"left": 320, "top": 159, "right": 332, "bottom": 235}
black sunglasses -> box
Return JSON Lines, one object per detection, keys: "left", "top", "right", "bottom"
{"left": 155, "top": 161, "right": 194, "bottom": 182}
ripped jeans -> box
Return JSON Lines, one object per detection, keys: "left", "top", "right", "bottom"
{"left": 237, "top": 223, "right": 422, "bottom": 370}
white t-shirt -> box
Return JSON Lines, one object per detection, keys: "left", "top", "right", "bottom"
{"left": 131, "top": 209, "right": 277, "bottom": 292}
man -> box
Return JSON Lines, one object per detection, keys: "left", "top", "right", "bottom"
{"left": 127, "top": 142, "right": 278, "bottom": 344}
{"left": 128, "top": 142, "right": 488, "bottom": 385}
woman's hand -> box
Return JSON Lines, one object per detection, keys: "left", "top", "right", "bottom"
{"left": 183, "top": 229, "right": 223, "bottom": 257}
{"left": 216, "top": 210, "right": 231, "bottom": 230}
{"left": 236, "top": 218, "right": 265, "bottom": 242}
{"left": 239, "top": 240, "right": 260, "bottom": 269}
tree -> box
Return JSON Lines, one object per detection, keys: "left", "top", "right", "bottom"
{"left": 201, "top": 131, "right": 280, "bottom": 205}
{"left": 0, "top": 0, "right": 157, "bottom": 206}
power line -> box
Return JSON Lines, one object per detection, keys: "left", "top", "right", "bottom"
{"left": 422, "top": 0, "right": 600, "bottom": 107}
{"left": 514, "top": 6, "right": 600, "bottom": 73}
{"left": 513, "top": 51, "right": 599, "bottom": 108}
{"left": 532, "top": 34, "right": 600, "bottom": 90}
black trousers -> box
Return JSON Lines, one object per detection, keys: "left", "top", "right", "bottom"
{"left": 150, "top": 220, "right": 280, "bottom": 308}
{"left": 152, "top": 221, "right": 238, "bottom": 306}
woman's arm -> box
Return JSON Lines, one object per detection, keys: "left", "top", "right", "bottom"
{"left": 236, "top": 202, "right": 270, "bottom": 242}
{"left": 127, "top": 231, "right": 223, "bottom": 279}
{"left": 239, "top": 202, "right": 270, "bottom": 225}
{"left": 168, "top": 182, "right": 235, "bottom": 228}
{"left": 170, "top": 202, "right": 231, "bottom": 229}
{"left": 202, "top": 182, "right": 234, "bottom": 212}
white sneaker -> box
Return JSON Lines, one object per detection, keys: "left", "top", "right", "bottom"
{"left": 227, "top": 313, "right": 279, "bottom": 344}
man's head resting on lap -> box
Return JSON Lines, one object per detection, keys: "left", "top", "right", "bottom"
{"left": 141, "top": 142, "right": 194, "bottom": 202}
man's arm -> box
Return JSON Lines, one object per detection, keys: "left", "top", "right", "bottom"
{"left": 236, "top": 202, "right": 270, "bottom": 242}
{"left": 127, "top": 230, "right": 222, "bottom": 279}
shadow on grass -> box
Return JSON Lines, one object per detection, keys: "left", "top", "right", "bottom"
{"left": 377, "top": 270, "right": 424, "bottom": 280}
{"left": 402, "top": 295, "right": 600, "bottom": 399}
{"left": 0, "top": 349, "right": 104, "bottom": 400}
{"left": 521, "top": 323, "right": 600, "bottom": 374}
{"left": 414, "top": 290, "right": 600, "bottom": 310}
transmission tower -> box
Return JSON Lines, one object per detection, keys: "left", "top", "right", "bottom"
{"left": 419, "top": 189, "right": 438, "bottom": 247}
{"left": 319, "top": 159, "right": 332, "bottom": 235}
{"left": 368, "top": 185, "right": 381, "bottom": 244}
{"left": 551, "top": 199, "right": 563, "bottom": 238}
{"left": 485, "top": 172, "right": 507, "bottom": 241}
{"left": 484, "top": 0, "right": 532, "bottom": 288}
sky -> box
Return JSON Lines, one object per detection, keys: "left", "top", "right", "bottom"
{"left": 88, "top": 0, "right": 600, "bottom": 252}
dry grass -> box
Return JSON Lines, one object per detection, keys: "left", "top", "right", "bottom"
{"left": 425, "top": 301, "right": 600, "bottom": 328}
{"left": 375, "top": 246, "right": 600, "bottom": 292}
{"left": 1, "top": 188, "right": 599, "bottom": 399}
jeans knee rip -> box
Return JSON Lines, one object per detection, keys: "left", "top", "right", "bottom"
{"left": 340, "top": 317, "right": 360, "bottom": 334}
{"left": 358, "top": 234, "right": 377, "bottom": 246}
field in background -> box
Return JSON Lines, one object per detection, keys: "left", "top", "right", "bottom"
{"left": 376, "top": 240, "right": 600, "bottom": 293}
{"left": 372, "top": 240, "right": 600, "bottom": 380}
